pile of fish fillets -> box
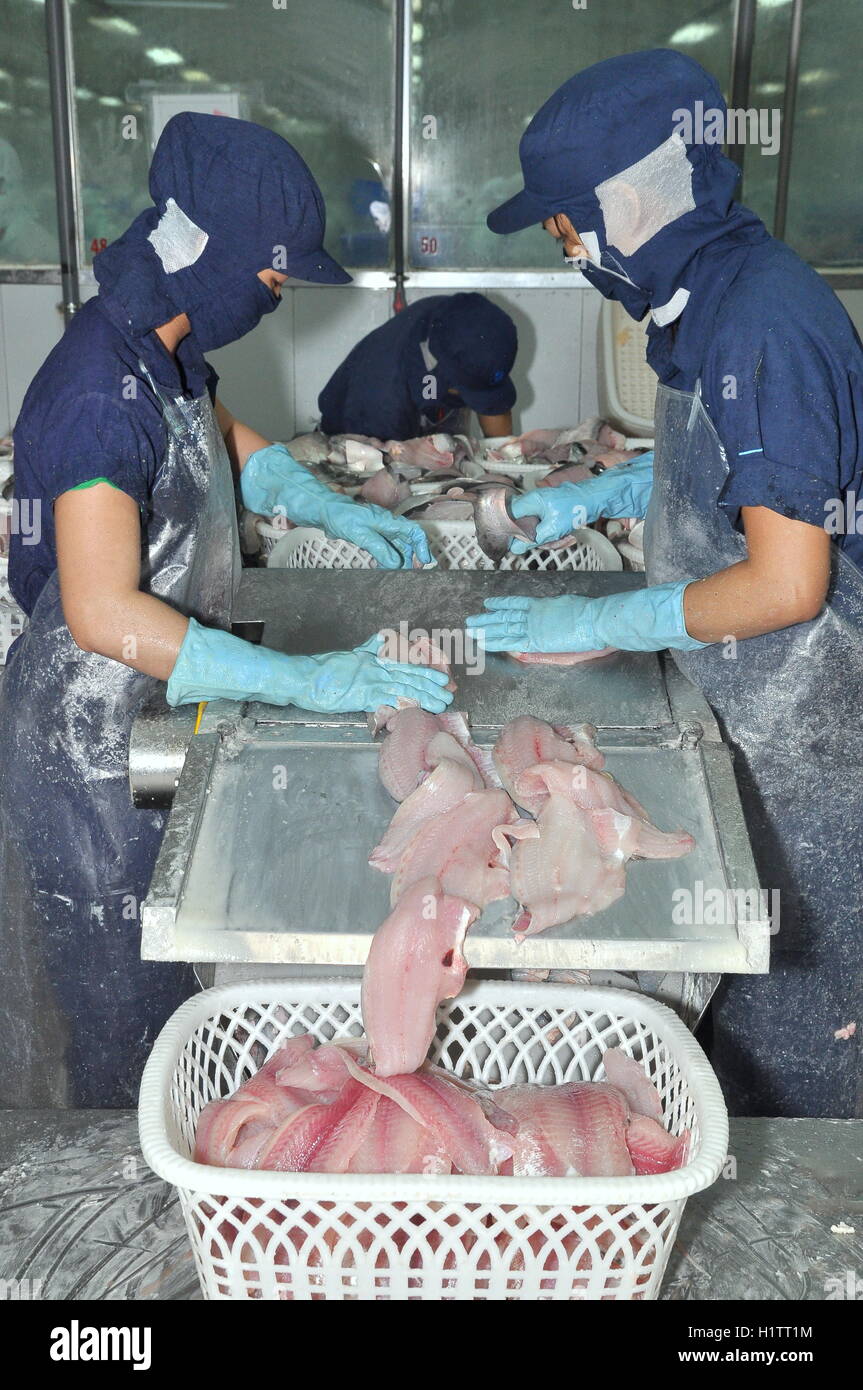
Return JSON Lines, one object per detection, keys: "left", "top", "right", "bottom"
{"left": 280, "top": 419, "right": 646, "bottom": 524}
{"left": 193, "top": 655, "right": 694, "bottom": 1183}
{"left": 194, "top": 1031, "right": 688, "bottom": 1179}
{"left": 364, "top": 695, "right": 694, "bottom": 1078}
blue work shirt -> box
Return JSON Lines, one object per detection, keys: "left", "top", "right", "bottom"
{"left": 318, "top": 297, "right": 471, "bottom": 440}
{"left": 647, "top": 236, "right": 863, "bottom": 569}
{"left": 10, "top": 298, "right": 217, "bottom": 615}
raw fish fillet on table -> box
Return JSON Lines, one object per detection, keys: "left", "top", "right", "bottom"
{"left": 507, "top": 648, "right": 617, "bottom": 667}
{"left": 499, "top": 759, "right": 694, "bottom": 938}
{"left": 369, "top": 756, "right": 482, "bottom": 872}
{"left": 361, "top": 877, "right": 478, "bottom": 1076}
{"left": 492, "top": 715, "right": 605, "bottom": 812}
{"left": 376, "top": 706, "right": 444, "bottom": 801}
{"left": 389, "top": 787, "right": 517, "bottom": 908}
{"left": 368, "top": 631, "right": 456, "bottom": 734}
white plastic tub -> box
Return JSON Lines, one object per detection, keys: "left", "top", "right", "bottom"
{"left": 139, "top": 980, "right": 727, "bottom": 1301}
{"left": 260, "top": 521, "right": 622, "bottom": 574}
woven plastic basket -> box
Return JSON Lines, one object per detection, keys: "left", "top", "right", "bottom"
{"left": 138, "top": 980, "right": 727, "bottom": 1302}
{"left": 260, "top": 522, "right": 622, "bottom": 574}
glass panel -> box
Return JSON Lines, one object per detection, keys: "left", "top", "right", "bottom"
{"left": 409, "top": 0, "right": 737, "bottom": 269}
{"left": 0, "top": 0, "right": 60, "bottom": 265}
{"left": 70, "top": 0, "right": 394, "bottom": 269}
{"left": 783, "top": 0, "right": 861, "bottom": 266}
{"left": 744, "top": 0, "right": 794, "bottom": 236}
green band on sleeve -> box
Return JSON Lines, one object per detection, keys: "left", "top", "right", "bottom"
{"left": 68, "top": 477, "right": 121, "bottom": 492}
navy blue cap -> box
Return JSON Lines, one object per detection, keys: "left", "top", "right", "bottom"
{"left": 488, "top": 49, "right": 725, "bottom": 234}
{"left": 427, "top": 293, "right": 517, "bottom": 414}
{"left": 151, "top": 112, "right": 351, "bottom": 283}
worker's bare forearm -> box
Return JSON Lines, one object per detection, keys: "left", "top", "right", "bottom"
{"left": 214, "top": 397, "right": 271, "bottom": 472}
{"left": 66, "top": 588, "right": 189, "bottom": 680}
{"left": 478, "top": 411, "right": 513, "bottom": 437}
{"left": 683, "top": 506, "right": 831, "bottom": 641}
{"left": 55, "top": 481, "right": 189, "bottom": 680}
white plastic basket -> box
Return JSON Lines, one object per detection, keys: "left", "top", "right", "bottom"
{"left": 262, "top": 522, "right": 622, "bottom": 574}
{"left": 138, "top": 980, "right": 727, "bottom": 1302}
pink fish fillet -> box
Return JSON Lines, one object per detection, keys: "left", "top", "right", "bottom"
{"left": 492, "top": 715, "right": 605, "bottom": 814}
{"left": 519, "top": 760, "right": 695, "bottom": 860}
{"left": 498, "top": 1081, "right": 634, "bottom": 1177}
{"left": 601, "top": 1048, "right": 665, "bottom": 1122}
{"left": 346, "top": 1095, "right": 451, "bottom": 1174}
{"left": 507, "top": 648, "right": 617, "bottom": 666}
{"left": 376, "top": 706, "right": 443, "bottom": 801}
{"left": 359, "top": 468, "right": 409, "bottom": 508}
{"left": 369, "top": 633, "right": 457, "bottom": 736}
{"left": 390, "top": 787, "right": 517, "bottom": 907}
{"left": 625, "top": 1113, "right": 690, "bottom": 1175}
{"left": 361, "top": 877, "right": 479, "bottom": 1076}
{"left": 436, "top": 712, "right": 502, "bottom": 788}
{"left": 369, "top": 757, "right": 480, "bottom": 872}
{"left": 536, "top": 462, "right": 595, "bottom": 488}
{"left": 385, "top": 434, "right": 456, "bottom": 471}
{"left": 339, "top": 1057, "right": 514, "bottom": 1175}
{"left": 497, "top": 794, "right": 626, "bottom": 939}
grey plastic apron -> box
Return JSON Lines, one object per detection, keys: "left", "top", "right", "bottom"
{"left": 0, "top": 372, "right": 239, "bottom": 1106}
{"left": 645, "top": 382, "right": 863, "bottom": 1117}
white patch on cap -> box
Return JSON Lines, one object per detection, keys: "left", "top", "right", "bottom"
{"left": 147, "top": 197, "right": 208, "bottom": 274}
{"left": 596, "top": 132, "right": 695, "bottom": 259}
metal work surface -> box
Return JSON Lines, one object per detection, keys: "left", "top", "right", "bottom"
{"left": 0, "top": 1111, "right": 858, "bottom": 1301}
{"left": 139, "top": 568, "right": 769, "bottom": 973}
{"left": 232, "top": 568, "right": 670, "bottom": 730}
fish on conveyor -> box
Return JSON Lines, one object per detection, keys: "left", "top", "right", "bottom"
{"left": 362, "top": 876, "right": 478, "bottom": 1076}
{"left": 492, "top": 715, "right": 605, "bottom": 812}
{"left": 390, "top": 787, "right": 517, "bottom": 908}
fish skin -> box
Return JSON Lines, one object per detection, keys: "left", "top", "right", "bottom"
{"left": 492, "top": 715, "right": 605, "bottom": 814}
{"left": 369, "top": 757, "right": 480, "bottom": 873}
{"left": 601, "top": 1048, "right": 665, "bottom": 1122}
{"left": 361, "top": 877, "right": 478, "bottom": 1077}
{"left": 498, "top": 1081, "right": 635, "bottom": 1177}
{"left": 389, "top": 787, "right": 517, "bottom": 907}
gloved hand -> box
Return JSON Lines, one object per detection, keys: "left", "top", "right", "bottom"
{"left": 240, "top": 443, "right": 431, "bottom": 569}
{"left": 465, "top": 580, "right": 709, "bottom": 654}
{"left": 509, "top": 451, "right": 654, "bottom": 552}
{"left": 166, "top": 619, "right": 454, "bottom": 713}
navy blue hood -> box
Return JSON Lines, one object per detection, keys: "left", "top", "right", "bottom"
{"left": 94, "top": 113, "right": 350, "bottom": 351}
{"left": 488, "top": 49, "right": 768, "bottom": 324}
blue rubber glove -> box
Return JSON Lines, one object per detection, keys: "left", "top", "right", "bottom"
{"left": 465, "top": 581, "right": 709, "bottom": 654}
{"left": 509, "top": 451, "right": 654, "bottom": 553}
{"left": 240, "top": 444, "right": 431, "bottom": 569}
{"left": 166, "top": 619, "right": 454, "bottom": 713}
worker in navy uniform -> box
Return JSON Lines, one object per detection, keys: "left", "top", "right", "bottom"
{"left": 318, "top": 292, "right": 517, "bottom": 441}
{"left": 0, "top": 115, "right": 450, "bottom": 1107}
{"left": 468, "top": 50, "right": 863, "bottom": 1119}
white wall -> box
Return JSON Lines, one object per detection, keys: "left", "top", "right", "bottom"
{"left": 2, "top": 281, "right": 862, "bottom": 442}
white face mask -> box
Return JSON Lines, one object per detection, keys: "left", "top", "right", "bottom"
{"left": 562, "top": 229, "right": 643, "bottom": 291}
